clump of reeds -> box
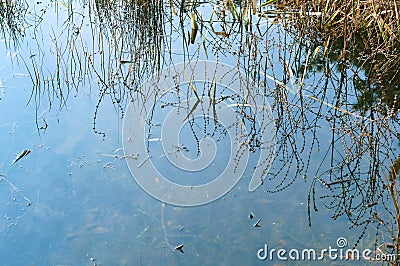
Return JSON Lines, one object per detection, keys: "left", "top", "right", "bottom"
{"left": 275, "top": 0, "right": 399, "bottom": 51}
{"left": 275, "top": 0, "right": 400, "bottom": 113}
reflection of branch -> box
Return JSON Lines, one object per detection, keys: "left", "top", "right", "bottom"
{"left": 0, "top": 175, "right": 31, "bottom": 205}
{"left": 383, "top": 168, "right": 400, "bottom": 257}
{"left": 160, "top": 202, "right": 174, "bottom": 250}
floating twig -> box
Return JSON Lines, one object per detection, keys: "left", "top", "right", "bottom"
{"left": 12, "top": 149, "right": 31, "bottom": 165}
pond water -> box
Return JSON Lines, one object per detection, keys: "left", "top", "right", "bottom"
{"left": 0, "top": 1, "right": 397, "bottom": 265}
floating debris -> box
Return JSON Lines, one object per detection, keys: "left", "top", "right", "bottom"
{"left": 253, "top": 219, "right": 261, "bottom": 227}
{"left": 175, "top": 244, "right": 184, "bottom": 253}
{"left": 0, "top": 174, "right": 31, "bottom": 204}
{"left": 136, "top": 225, "right": 150, "bottom": 239}
{"left": 138, "top": 155, "right": 151, "bottom": 168}
{"left": 120, "top": 60, "right": 135, "bottom": 64}
{"left": 147, "top": 138, "right": 161, "bottom": 142}
{"left": 366, "top": 201, "right": 378, "bottom": 208}
{"left": 100, "top": 153, "right": 137, "bottom": 160}
{"left": 12, "top": 149, "right": 31, "bottom": 165}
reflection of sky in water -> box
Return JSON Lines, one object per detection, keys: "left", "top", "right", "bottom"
{"left": 0, "top": 2, "right": 378, "bottom": 265}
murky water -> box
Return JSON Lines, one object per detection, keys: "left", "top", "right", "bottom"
{"left": 0, "top": 0, "right": 397, "bottom": 265}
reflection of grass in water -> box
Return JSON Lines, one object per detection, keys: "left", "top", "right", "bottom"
{"left": 3, "top": 0, "right": 400, "bottom": 261}
{"left": 0, "top": 0, "right": 27, "bottom": 46}
{"left": 269, "top": 1, "right": 400, "bottom": 256}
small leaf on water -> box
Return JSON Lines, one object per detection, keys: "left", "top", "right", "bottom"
{"left": 175, "top": 244, "right": 184, "bottom": 253}
{"left": 12, "top": 149, "right": 31, "bottom": 165}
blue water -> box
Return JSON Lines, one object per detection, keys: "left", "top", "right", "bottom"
{"left": 0, "top": 1, "right": 384, "bottom": 265}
